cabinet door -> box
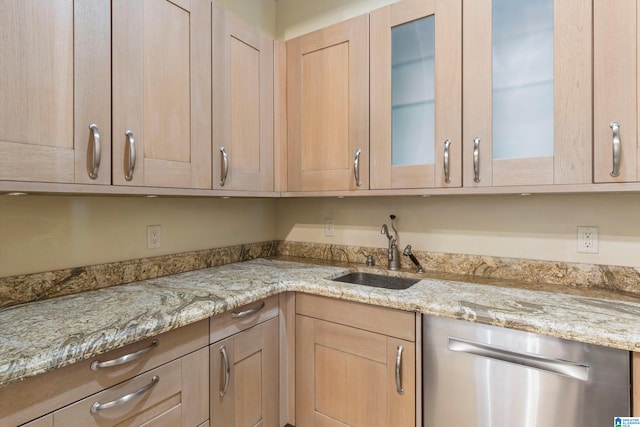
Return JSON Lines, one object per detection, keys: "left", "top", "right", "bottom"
{"left": 286, "top": 15, "right": 369, "bottom": 192}
{"left": 0, "top": 0, "right": 111, "bottom": 185}
{"left": 212, "top": 5, "right": 274, "bottom": 192}
{"left": 594, "top": 0, "right": 638, "bottom": 183}
{"left": 296, "top": 315, "right": 415, "bottom": 427}
{"left": 112, "top": 0, "right": 212, "bottom": 189}
{"left": 462, "top": 0, "right": 591, "bottom": 187}
{"left": 370, "top": 0, "right": 462, "bottom": 189}
{"left": 211, "top": 318, "right": 279, "bottom": 427}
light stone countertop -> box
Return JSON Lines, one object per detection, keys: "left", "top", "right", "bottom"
{"left": 2, "top": 258, "right": 640, "bottom": 388}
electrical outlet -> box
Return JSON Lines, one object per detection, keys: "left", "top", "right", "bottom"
{"left": 324, "top": 218, "right": 335, "bottom": 237}
{"left": 147, "top": 225, "right": 162, "bottom": 249}
{"left": 577, "top": 226, "right": 598, "bottom": 254}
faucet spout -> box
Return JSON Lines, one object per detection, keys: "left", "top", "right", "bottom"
{"left": 381, "top": 215, "right": 400, "bottom": 270}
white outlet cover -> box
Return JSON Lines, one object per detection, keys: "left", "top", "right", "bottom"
{"left": 577, "top": 226, "right": 598, "bottom": 254}
{"left": 324, "top": 218, "right": 335, "bottom": 237}
{"left": 147, "top": 225, "right": 162, "bottom": 249}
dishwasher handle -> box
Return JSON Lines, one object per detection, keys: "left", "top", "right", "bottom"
{"left": 448, "top": 337, "right": 589, "bottom": 381}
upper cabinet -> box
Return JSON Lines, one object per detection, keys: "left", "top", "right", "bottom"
{"left": 370, "top": 0, "right": 462, "bottom": 190}
{"left": 462, "top": 0, "right": 592, "bottom": 187}
{"left": 286, "top": 15, "right": 370, "bottom": 192}
{"left": 593, "top": 0, "right": 638, "bottom": 183}
{"left": 0, "top": 0, "right": 111, "bottom": 185}
{"left": 212, "top": 5, "right": 274, "bottom": 192}
{"left": 112, "top": 0, "right": 212, "bottom": 189}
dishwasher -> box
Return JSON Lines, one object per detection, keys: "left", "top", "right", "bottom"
{"left": 423, "top": 315, "right": 630, "bottom": 426}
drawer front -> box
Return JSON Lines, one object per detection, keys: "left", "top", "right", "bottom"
{"left": 295, "top": 294, "right": 415, "bottom": 341}
{"left": 210, "top": 295, "right": 279, "bottom": 343}
{"left": 3, "top": 320, "right": 209, "bottom": 427}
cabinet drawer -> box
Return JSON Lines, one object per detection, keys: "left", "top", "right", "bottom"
{"left": 296, "top": 294, "right": 415, "bottom": 341}
{"left": 3, "top": 320, "right": 209, "bottom": 427}
{"left": 210, "top": 296, "right": 278, "bottom": 343}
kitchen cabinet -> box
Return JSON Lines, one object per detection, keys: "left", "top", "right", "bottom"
{"left": 295, "top": 294, "right": 417, "bottom": 427}
{"left": 0, "top": 0, "right": 111, "bottom": 185}
{"left": 212, "top": 5, "right": 274, "bottom": 192}
{"left": 286, "top": 15, "right": 370, "bottom": 192}
{"left": 22, "top": 415, "right": 53, "bottom": 427}
{"left": 112, "top": 0, "right": 212, "bottom": 189}
{"left": 209, "top": 297, "right": 279, "bottom": 427}
{"left": 0, "top": 320, "right": 209, "bottom": 427}
{"left": 593, "top": 0, "right": 639, "bottom": 183}
{"left": 370, "top": 0, "right": 462, "bottom": 189}
{"left": 462, "top": 0, "right": 592, "bottom": 187}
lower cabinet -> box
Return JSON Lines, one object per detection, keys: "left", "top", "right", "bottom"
{"left": 209, "top": 297, "right": 280, "bottom": 427}
{"left": 295, "top": 294, "right": 417, "bottom": 427}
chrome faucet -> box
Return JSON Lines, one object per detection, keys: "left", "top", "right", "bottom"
{"left": 381, "top": 214, "right": 400, "bottom": 270}
{"left": 403, "top": 245, "right": 424, "bottom": 273}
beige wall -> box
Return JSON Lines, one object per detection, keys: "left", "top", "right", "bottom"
{"left": 214, "top": 0, "right": 277, "bottom": 38}
{"left": 0, "top": 196, "right": 277, "bottom": 277}
{"left": 277, "top": 194, "right": 640, "bottom": 267}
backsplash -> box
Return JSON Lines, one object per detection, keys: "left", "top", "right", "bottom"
{"left": 3, "top": 239, "right": 640, "bottom": 309}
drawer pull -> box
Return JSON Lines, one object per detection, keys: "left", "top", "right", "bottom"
{"left": 220, "top": 345, "right": 230, "bottom": 397}
{"left": 443, "top": 139, "right": 452, "bottom": 184}
{"left": 610, "top": 121, "right": 621, "bottom": 177}
{"left": 90, "top": 375, "right": 159, "bottom": 413}
{"left": 91, "top": 340, "right": 158, "bottom": 371}
{"left": 354, "top": 148, "right": 362, "bottom": 187}
{"left": 220, "top": 147, "right": 229, "bottom": 186}
{"left": 124, "top": 130, "right": 136, "bottom": 181}
{"left": 87, "top": 124, "right": 101, "bottom": 180}
{"left": 395, "top": 345, "right": 404, "bottom": 395}
{"left": 230, "top": 301, "right": 265, "bottom": 319}
{"left": 473, "top": 137, "right": 481, "bottom": 183}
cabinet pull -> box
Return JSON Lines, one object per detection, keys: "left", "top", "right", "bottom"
{"left": 443, "top": 139, "right": 452, "bottom": 184}
{"left": 87, "top": 124, "right": 101, "bottom": 180}
{"left": 473, "top": 137, "right": 481, "bottom": 183}
{"left": 610, "top": 121, "right": 621, "bottom": 177}
{"left": 230, "top": 301, "right": 265, "bottom": 318}
{"left": 354, "top": 148, "right": 362, "bottom": 187}
{"left": 90, "top": 340, "right": 158, "bottom": 371}
{"left": 395, "top": 345, "right": 404, "bottom": 395}
{"left": 220, "top": 147, "right": 229, "bottom": 186}
{"left": 124, "top": 130, "right": 136, "bottom": 181}
{"left": 90, "top": 375, "right": 159, "bottom": 413}
{"left": 220, "top": 345, "right": 230, "bottom": 397}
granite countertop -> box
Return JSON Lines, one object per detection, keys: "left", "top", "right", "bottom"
{"left": 2, "top": 258, "right": 640, "bottom": 388}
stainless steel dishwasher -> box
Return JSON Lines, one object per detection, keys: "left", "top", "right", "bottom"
{"left": 423, "top": 315, "right": 630, "bottom": 426}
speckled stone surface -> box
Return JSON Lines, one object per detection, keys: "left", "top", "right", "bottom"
{"left": 2, "top": 258, "right": 640, "bottom": 388}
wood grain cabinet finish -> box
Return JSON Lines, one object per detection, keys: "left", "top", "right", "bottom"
{"left": 112, "top": 0, "right": 212, "bottom": 189}
{"left": 462, "top": 0, "right": 592, "bottom": 187}
{"left": 370, "top": 0, "right": 462, "bottom": 190}
{"left": 0, "top": 0, "right": 111, "bottom": 185}
{"left": 212, "top": 5, "right": 274, "bottom": 192}
{"left": 286, "top": 15, "right": 370, "bottom": 192}
{"left": 593, "top": 0, "right": 639, "bottom": 183}
{"left": 295, "top": 294, "right": 416, "bottom": 427}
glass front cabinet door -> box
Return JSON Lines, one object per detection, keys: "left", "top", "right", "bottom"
{"left": 370, "top": 0, "right": 462, "bottom": 189}
{"left": 462, "top": 0, "right": 592, "bottom": 187}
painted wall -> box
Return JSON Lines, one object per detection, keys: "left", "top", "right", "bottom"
{"left": 0, "top": 196, "right": 277, "bottom": 277}
{"left": 214, "top": 0, "right": 277, "bottom": 38}
{"left": 277, "top": 194, "right": 640, "bottom": 267}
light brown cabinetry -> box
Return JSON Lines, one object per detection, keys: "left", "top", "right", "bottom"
{"left": 0, "top": 0, "right": 111, "bottom": 185}
{"left": 209, "top": 297, "right": 279, "bottom": 427}
{"left": 212, "top": 5, "right": 274, "bottom": 192}
{"left": 112, "top": 0, "right": 212, "bottom": 189}
{"left": 370, "top": 0, "right": 462, "bottom": 189}
{"left": 286, "top": 15, "right": 370, "bottom": 192}
{"left": 0, "top": 320, "right": 209, "bottom": 427}
{"left": 462, "top": 0, "right": 592, "bottom": 187}
{"left": 295, "top": 294, "right": 417, "bottom": 427}
{"left": 593, "top": 0, "right": 639, "bottom": 183}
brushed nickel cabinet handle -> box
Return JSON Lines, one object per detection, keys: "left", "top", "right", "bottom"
{"left": 444, "top": 139, "right": 452, "bottom": 184}
{"left": 90, "top": 375, "right": 159, "bottom": 413}
{"left": 395, "top": 344, "right": 404, "bottom": 395}
{"left": 473, "top": 137, "right": 481, "bottom": 183}
{"left": 220, "top": 345, "right": 230, "bottom": 397}
{"left": 354, "top": 148, "right": 362, "bottom": 187}
{"left": 220, "top": 147, "right": 229, "bottom": 187}
{"left": 230, "top": 301, "right": 265, "bottom": 318}
{"left": 124, "top": 130, "right": 136, "bottom": 181}
{"left": 91, "top": 340, "right": 158, "bottom": 371}
{"left": 87, "top": 124, "right": 101, "bottom": 180}
{"left": 610, "top": 121, "right": 621, "bottom": 177}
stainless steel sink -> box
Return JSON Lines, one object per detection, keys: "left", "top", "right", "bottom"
{"left": 332, "top": 272, "right": 419, "bottom": 290}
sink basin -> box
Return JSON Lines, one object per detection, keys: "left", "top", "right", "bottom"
{"left": 332, "top": 272, "right": 419, "bottom": 290}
